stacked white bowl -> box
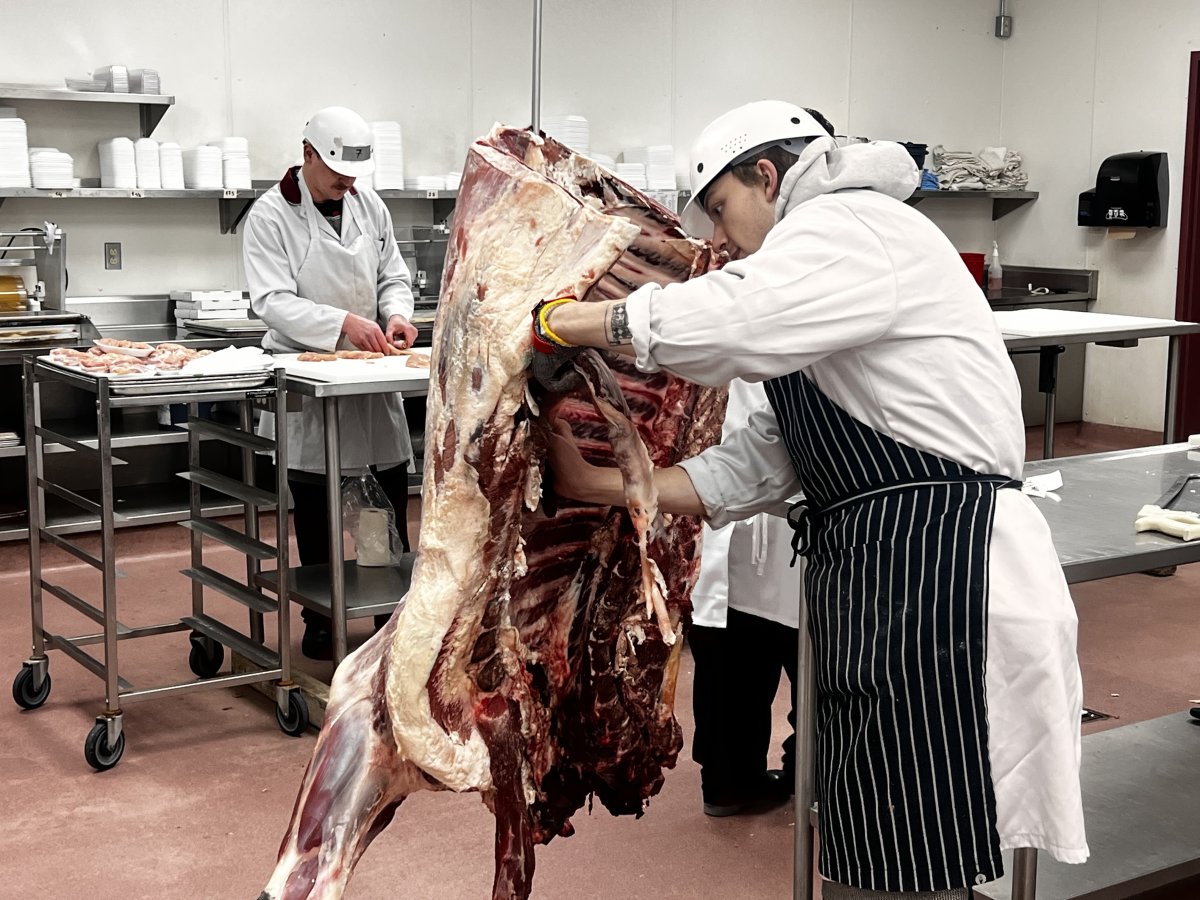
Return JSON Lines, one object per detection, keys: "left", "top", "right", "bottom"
{"left": 542, "top": 115, "right": 589, "bottom": 154}
{"left": 29, "top": 149, "right": 74, "bottom": 189}
{"left": 183, "top": 146, "right": 223, "bottom": 189}
{"left": 99, "top": 137, "right": 137, "bottom": 189}
{"left": 159, "top": 142, "right": 184, "bottom": 190}
{"left": 134, "top": 138, "right": 161, "bottom": 189}
{"left": 0, "top": 117, "right": 31, "bottom": 188}
{"left": 369, "top": 121, "right": 404, "bottom": 190}
{"left": 210, "top": 137, "right": 251, "bottom": 190}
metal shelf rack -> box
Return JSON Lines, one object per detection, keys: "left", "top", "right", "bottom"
{"left": 12, "top": 358, "right": 308, "bottom": 770}
{"left": 0, "top": 84, "right": 175, "bottom": 137}
{"left": 906, "top": 188, "right": 1038, "bottom": 220}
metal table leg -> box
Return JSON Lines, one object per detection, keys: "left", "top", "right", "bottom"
{"left": 793, "top": 598, "right": 817, "bottom": 900}
{"left": 240, "top": 398, "right": 264, "bottom": 645}
{"left": 1011, "top": 847, "right": 1038, "bottom": 899}
{"left": 323, "top": 396, "right": 348, "bottom": 663}
{"left": 21, "top": 359, "right": 49, "bottom": 689}
{"left": 1164, "top": 334, "right": 1181, "bottom": 443}
{"left": 1038, "top": 346, "right": 1064, "bottom": 459}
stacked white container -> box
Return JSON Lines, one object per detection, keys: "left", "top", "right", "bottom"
{"left": 623, "top": 145, "right": 676, "bottom": 189}
{"left": 129, "top": 68, "right": 160, "bottom": 94}
{"left": 94, "top": 65, "right": 130, "bottom": 93}
{"left": 159, "top": 142, "right": 184, "bottom": 190}
{"left": 29, "top": 149, "right": 74, "bottom": 189}
{"left": 134, "top": 138, "right": 161, "bottom": 189}
{"left": 0, "top": 117, "right": 31, "bottom": 188}
{"left": 98, "top": 138, "right": 137, "bottom": 189}
{"left": 369, "top": 121, "right": 404, "bottom": 190}
{"left": 183, "top": 146, "right": 223, "bottom": 189}
{"left": 211, "top": 137, "right": 251, "bottom": 190}
{"left": 615, "top": 162, "right": 647, "bottom": 189}
{"left": 542, "top": 115, "right": 589, "bottom": 154}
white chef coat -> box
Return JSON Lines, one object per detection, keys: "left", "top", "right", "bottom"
{"left": 243, "top": 168, "right": 415, "bottom": 473}
{"left": 690, "top": 378, "right": 802, "bottom": 630}
{"left": 628, "top": 137, "right": 1089, "bottom": 865}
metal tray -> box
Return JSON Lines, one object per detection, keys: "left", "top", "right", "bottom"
{"left": 38, "top": 356, "right": 273, "bottom": 395}
{"left": 106, "top": 371, "right": 273, "bottom": 396}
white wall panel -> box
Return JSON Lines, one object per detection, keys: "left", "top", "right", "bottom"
{"left": 227, "top": 0, "right": 474, "bottom": 179}
{"left": 847, "top": 0, "right": 1003, "bottom": 146}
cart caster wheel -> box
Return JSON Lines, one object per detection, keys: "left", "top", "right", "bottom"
{"left": 275, "top": 691, "right": 310, "bottom": 737}
{"left": 12, "top": 664, "right": 51, "bottom": 710}
{"left": 84, "top": 719, "right": 125, "bottom": 771}
{"left": 188, "top": 633, "right": 224, "bottom": 678}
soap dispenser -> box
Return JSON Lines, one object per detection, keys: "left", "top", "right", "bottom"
{"left": 988, "top": 241, "right": 1004, "bottom": 296}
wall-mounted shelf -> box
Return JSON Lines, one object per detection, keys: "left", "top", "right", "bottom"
{"left": 906, "top": 189, "right": 1038, "bottom": 220}
{"left": 0, "top": 85, "right": 175, "bottom": 138}
{"left": 0, "top": 184, "right": 264, "bottom": 234}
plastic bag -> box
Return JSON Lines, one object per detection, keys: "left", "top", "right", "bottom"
{"left": 341, "top": 472, "right": 404, "bottom": 567}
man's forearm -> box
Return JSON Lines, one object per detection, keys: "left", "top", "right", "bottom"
{"left": 545, "top": 299, "right": 635, "bottom": 357}
{"left": 557, "top": 463, "right": 706, "bottom": 518}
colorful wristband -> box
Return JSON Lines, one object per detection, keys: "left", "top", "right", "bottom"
{"left": 531, "top": 296, "right": 578, "bottom": 353}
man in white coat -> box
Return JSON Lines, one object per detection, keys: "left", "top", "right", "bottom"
{"left": 243, "top": 106, "right": 417, "bottom": 659}
{"left": 689, "top": 378, "right": 802, "bottom": 818}
{"left": 535, "top": 100, "right": 1087, "bottom": 899}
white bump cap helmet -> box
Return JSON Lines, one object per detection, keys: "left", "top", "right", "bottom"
{"left": 680, "top": 100, "right": 829, "bottom": 239}
{"left": 303, "top": 106, "right": 375, "bottom": 177}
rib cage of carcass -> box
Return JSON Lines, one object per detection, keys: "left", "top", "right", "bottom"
{"left": 259, "top": 125, "right": 726, "bottom": 900}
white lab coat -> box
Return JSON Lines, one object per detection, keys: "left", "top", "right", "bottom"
{"left": 628, "top": 137, "right": 1088, "bottom": 865}
{"left": 243, "top": 170, "right": 415, "bottom": 473}
{"left": 690, "top": 379, "right": 802, "bottom": 630}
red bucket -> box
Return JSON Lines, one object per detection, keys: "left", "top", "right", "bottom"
{"left": 959, "top": 252, "right": 985, "bottom": 287}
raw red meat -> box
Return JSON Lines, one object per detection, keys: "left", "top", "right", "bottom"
{"left": 259, "top": 126, "right": 725, "bottom": 900}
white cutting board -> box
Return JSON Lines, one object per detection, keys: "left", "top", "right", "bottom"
{"left": 994, "top": 308, "right": 1190, "bottom": 337}
{"left": 275, "top": 349, "right": 432, "bottom": 385}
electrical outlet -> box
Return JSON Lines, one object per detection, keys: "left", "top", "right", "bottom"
{"left": 104, "top": 242, "right": 122, "bottom": 270}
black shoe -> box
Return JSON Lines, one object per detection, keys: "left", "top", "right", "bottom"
{"left": 765, "top": 768, "right": 795, "bottom": 799}
{"left": 703, "top": 772, "right": 793, "bottom": 818}
{"left": 301, "top": 622, "right": 333, "bottom": 661}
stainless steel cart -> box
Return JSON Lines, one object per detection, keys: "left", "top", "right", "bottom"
{"left": 11, "top": 357, "right": 308, "bottom": 770}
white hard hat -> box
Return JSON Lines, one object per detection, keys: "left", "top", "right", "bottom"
{"left": 303, "top": 106, "right": 375, "bottom": 177}
{"left": 680, "top": 100, "right": 829, "bottom": 238}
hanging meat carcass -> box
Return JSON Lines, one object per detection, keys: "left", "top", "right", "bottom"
{"left": 258, "top": 126, "right": 726, "bottom": 900}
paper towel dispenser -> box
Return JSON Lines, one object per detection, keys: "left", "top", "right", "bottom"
{"left": 1078, "top": 151, "right": 1168, "bottom": 228}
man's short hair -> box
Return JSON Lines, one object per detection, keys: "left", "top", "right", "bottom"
{"left": 728, "top": 107, "right": 835, "bottom": 191}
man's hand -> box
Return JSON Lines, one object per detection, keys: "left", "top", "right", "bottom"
{"left": 544, "top": 419, "right": 622, "bottom": 505}
{"left": 341, "top": 312, "right": 391, "bottom": 354}
{"left": 385, "top": 315, "right": 418, "bottom": 350}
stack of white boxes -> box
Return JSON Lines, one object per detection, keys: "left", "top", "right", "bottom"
{"left": 171, "top": 290, "right": 250, "bottom": 326}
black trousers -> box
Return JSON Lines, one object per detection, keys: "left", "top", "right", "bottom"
{"left": 689, "top": 607, "right": 798, "bottom": 800}
{"left": 287, "top": 465, "right": 411, "bottom": 627}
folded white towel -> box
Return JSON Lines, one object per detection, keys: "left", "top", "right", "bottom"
{"left": 1134, "top": 504, "right": 1200, "bottom": 541}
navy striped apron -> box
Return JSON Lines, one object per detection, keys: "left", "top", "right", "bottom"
{"left": 764, "top": 371, "right": 1016, "bottom": 893}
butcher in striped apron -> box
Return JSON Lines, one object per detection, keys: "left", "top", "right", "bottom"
{"left": 533, "top": 100, "right": 1088, "bottom": 899}
{"left": 767, "top": 371, "right": 1014, "bottom": 896}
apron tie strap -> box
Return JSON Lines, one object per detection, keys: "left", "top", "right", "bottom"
{"left": 785, "top": 499, "right": 812, "bottom": 567}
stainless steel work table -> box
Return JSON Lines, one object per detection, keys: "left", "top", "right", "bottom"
{"left": 996, "top": 311, "right": 1200, "bottom": 459}
{"left": 977, "top": 444, "right": 1200, "bottom": 900}
{"left": 255, "top": 368, "right": 430, "bottom": 664}
{"left": 794, "top": 443, "right": 1200, "bottom": 900}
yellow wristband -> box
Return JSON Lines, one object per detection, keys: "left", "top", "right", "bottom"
{"left": 538, "top": 296, "right": 577, "bottom": 348}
